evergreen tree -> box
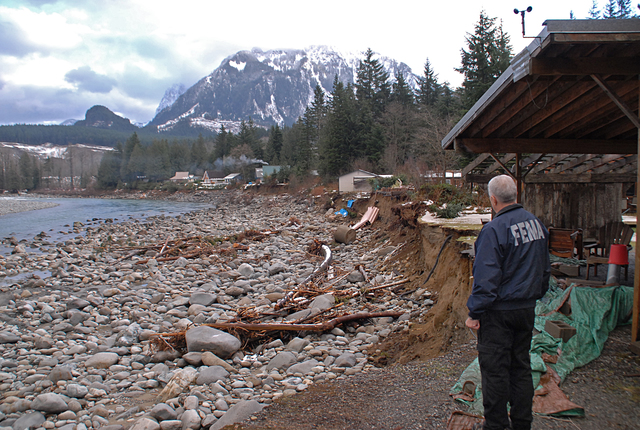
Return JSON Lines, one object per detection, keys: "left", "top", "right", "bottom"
{"left": 355, "top": 48, "right": 391, "bottom": 118}
{"left": 615, "top": 0, "right": 636, "bottom": 17}
{"left": 97, "top": 144, "right": 123, "bottom": 188}
{"left": 391, "top": 73, "right": 415, "bottom": 108}
{"left": 190, "top": 134, "right": 208, "bottom": 170}
{"left": 603, "top": 0, "right": 620, "bottom": 17}
{"left": 127, "top": 143, "right": 147, "bottom": 182}
{"left": 120, "top": 132, "right": 141, "bottom": 182}
{"left": 238, "top": 119, "right": 262, "bottom": 160}
{"left": 588, "top": 0, "right": 601, "bottom": 18}
{"left": 455, "top": 11, "right": 513, "bottom": 110}
{"left": 264, "top": 125, "right": 283, "bottom": 165}
{"left": 18, "top": 153, "right": 33, "bottom": 190}
{"left": 211, "top": 125, "right": 230, "bottom": 163}
{"left": 146, "top": 139, "right": 171, "bottom": 181}
{"left": 318, "top": 77, "right": 358, "bottom": 177}
{"left": 169, "top": 140, "right": 190, "bottom": 174}
{"left": 417, "top": 59, "right": 440, "bottom": 107}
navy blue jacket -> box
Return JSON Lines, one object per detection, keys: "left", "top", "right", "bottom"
{"left": 467, "top": 204, "right": 551, "bottom": 319}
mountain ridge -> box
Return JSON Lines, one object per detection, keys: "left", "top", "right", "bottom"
{"left": 147, "top": 46, "right": 419, "bottom": 134}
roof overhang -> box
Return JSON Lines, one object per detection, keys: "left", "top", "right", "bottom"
{"left": 442, "top": 19, "right": 640, "bottom": 155}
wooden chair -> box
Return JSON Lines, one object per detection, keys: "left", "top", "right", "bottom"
{"left": 585, "top": 222, "right": 633, "bottom": 280}
{"left": 548, "top": 228, "right": 584, "bottom": 260}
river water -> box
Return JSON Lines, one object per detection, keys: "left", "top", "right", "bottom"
{"left": 0, "top": 196, "right": 211, "bottom": 252}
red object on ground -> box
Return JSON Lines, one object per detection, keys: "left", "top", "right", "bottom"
{"left": 608, "top": 244, "right": 629, "bottom": 265}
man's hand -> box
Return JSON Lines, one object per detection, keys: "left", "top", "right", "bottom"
{"left": 465, "top": 317, "right": 480, "bottom": 330}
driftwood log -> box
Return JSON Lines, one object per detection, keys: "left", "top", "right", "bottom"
{"left": 207, "top": 311, "right": 403, "bottom": 333}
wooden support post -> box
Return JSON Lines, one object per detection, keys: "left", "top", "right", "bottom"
{"left": 516, "top": 153, "right": 522, "bottom": 204}
{"left": 633, "top": 76, "right": 640, "bottom": 342}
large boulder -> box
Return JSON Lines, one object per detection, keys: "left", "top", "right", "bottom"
{"left": 185, "top": 327, "right": 241, "bottom": 358}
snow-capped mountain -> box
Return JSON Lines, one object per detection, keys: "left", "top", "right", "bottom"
{"left": 148, "top": 46, "right": 419, "bottom": 134}
{"left": 155, "top": 84, "right": 187, "bottom": 117}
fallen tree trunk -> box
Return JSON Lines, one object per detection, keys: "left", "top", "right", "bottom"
{"left": 206, "top": 311, "right": 403, "bottom": 332}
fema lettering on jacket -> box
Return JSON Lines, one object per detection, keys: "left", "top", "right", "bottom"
{"left": 509, "top": 219, "right": 546, "bottom": 246}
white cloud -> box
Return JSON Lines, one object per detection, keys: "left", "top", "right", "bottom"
{"left": 0, "top": 0, "right": 594, "bottom": 125}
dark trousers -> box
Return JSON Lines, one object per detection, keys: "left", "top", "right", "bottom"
{"left": 477, "top": 308, "right": 535, "bottom": 430}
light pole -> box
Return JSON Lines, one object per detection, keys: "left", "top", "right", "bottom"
{"left": 514, "top": 6, "right": 533, "bottom": 38}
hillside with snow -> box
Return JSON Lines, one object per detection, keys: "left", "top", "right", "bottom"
{"left": 148, "top": 46, "right": 419, "bottom": 133}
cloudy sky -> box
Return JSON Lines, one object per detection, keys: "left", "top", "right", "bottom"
{"left": 0, "top": 0, "right": 594, "bottom": 126}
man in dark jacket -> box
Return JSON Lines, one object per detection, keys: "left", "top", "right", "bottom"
{"left": 466, "top": 175, "right": 550, "bottom": 430}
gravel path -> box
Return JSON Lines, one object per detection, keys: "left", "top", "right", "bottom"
{"left": 0, "top": 198, "right": 59, "bottom": 216}
{"left": 234, "top": 325, "right": 640, "bottom": 430}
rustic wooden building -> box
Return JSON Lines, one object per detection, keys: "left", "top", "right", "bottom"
{"left": 441, "top": 19, "right": 640, "bottom": 339}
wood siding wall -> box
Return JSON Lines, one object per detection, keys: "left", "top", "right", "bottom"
{"left": 523, "top": 182, "right": 630, "bottom": 238}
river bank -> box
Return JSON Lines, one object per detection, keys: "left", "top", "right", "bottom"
{"left": 0, "top": 190, "right": 430, "bottom": 430}
{"left": 0, "top": 198, "right": 60, "bottom": 216}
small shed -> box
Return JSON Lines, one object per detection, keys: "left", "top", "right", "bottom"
{"left": 170, "top": 172, "right": 193, "bottom": 183}
{"left": 224, "top": 173, "right": 242, "bottom": 184}
{"left": 339, "top": 170, "right": 378, "bottom": 193}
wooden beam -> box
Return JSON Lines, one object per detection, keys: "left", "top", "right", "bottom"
{"left": 489, "top": 154, "right": 516, "bottom": 180}
{"left": 483, "top": 153, "right": 516, "bottom": 174}
{"left": 552, "top": 33, "right": 640, "bottom": 44}
{"left": 461, "top": 153, "right": 491, "bottom": 176}
{"left": 531, "top": 57, "right": 640, "bottom": 76}
{"left": 476, "top": 77, "right": 562, "bottom": 138}
{"left": 521, "top": 153, "right": 547, "bottom": 178}
{"left": 540, "top": 82, "right": 637, "bottom": 138}
{"left": 633, "top": 77, "right": 640, "bottom": 343}
{"left": 591, "top": 74, "right": 640, "bottom": 129}
{"left": 572, "top": 154, "right": 628, "bottom": 174}
{"left": 455, "top": 138, "right": 637, "bottom": 154}
{"left": 523, "top": 172, "right": 637, "bottom": 183}
{"left": 592, "top": 154, "right": 636, "bottom": 174}
{"left": 509, "top": 81, "right": 595, "bottom": 138}
{"left": 548, "top": 154, "right": 597, "bottom": 174}
{"left": 529, "top": 154, "right": 571, "bottom": 175}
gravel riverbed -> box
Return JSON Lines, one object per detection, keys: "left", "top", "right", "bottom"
{"left": 0, "top": 199, "right": 60, "bottom": 216}
{"left": 0, "top": 191, "right": 430, "bottom": 430}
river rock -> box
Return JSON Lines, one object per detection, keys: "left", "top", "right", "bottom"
{"left": 334, "top": 352, "right": 357, "bottom": 367}
{"left": 287, "top": 359, "right": 319, "bottom": 375}
{"left": 210, "top": 400, "right": 264, "bottom": 430}
{"left": 48, "top": 365, "right": 73, "bottom": 383}
{"left": 201, "top": 352, "right": 235, "bottom": 373}
{"left": 185, "top": 326, "right": 240, "bottom": 358}
{"left": 266, "top": 352, "right": 297, "bottom": 371}
{"left": 189, "top": 293, "right": 217, "bottom": 306}
{"left": 0, "top": 332, "right": 19, "bottom": 344}
{"left": 12, "top": 412, "right": 45, "bottom": 430}
{"left": 286, "top": 337, "right": 310, "bottom": 353}
{"left": 181, "top": 409, "right": 201, "bottom": 430}
{"left": 31, "top": 393, "right": 68, "bottom": 414}
{"left": 130, "top": 417, "right": 160, "bottom": 430}
{"left": 237, "top": 263, "right": 254, "bottom": 278}
{"left": 115, "top": 323, "right": 142, "bottom": 346}
{"left": 310, "top": 294, "right": 334, "bottom": 311}
{"left": 85, "top": 352, "right": 120, "bottom": 368}
{"left": 196, "top": 366, "right": 229, "bottom": 385}
{"left": 149, "top": 404, "right": 177, "bottom": 421}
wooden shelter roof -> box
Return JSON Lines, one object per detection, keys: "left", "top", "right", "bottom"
{"left": 442, "top": 19, "right": 640, "bottom": 156}
{"left": 441, "top": 19, "right": 640, "bottom": 341}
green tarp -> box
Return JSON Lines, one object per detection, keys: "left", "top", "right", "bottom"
{"left": 451, "top": 280, "right": 634, "bottom": 417}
